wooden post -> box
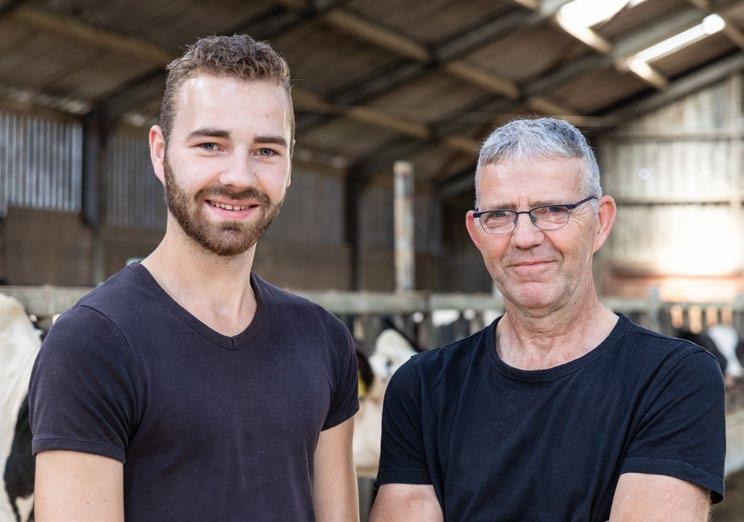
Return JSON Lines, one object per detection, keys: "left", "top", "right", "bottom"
{"left": 394, "top": 160, "right": 414, "bottom": 292}
{"left": 647, "top": 286, "right": 661, "bottom": 333}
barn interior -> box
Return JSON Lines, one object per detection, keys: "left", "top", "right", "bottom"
{"left": 1, "top": 0, "right": 744, "bottom": 517}
{"left": 0, "top": 0, "right": 742, "bottom": 303}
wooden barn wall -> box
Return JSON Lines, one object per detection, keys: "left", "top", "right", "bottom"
{"left": 0, "top": 107, "right": 82, "bottom": 216}
{"left": 597, "top": 72, "right": 743, "bottom": 300}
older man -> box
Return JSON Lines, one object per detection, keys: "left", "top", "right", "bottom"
{"left": 371, "top": 118, "right": 725, "bottom": 521}
{"left": 29, "top": 35, "right": 358, "bottom": 521}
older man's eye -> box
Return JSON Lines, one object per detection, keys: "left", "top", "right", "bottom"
{"left": 487, "top": 210, "right": 511, "bottom": 220}
{"left": 543, "top": 205, "right": 568, "bottom": 214}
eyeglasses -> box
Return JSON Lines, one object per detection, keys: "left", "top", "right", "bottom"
{"left": 473, "top": 196, "right": 597, "bottom": 236}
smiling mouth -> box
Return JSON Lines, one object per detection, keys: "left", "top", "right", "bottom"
{"left": 512, "top": 260, "right": 554, "bottom": 268}
{"left": 206, "top": 200, "right": 258, "bottom": 212}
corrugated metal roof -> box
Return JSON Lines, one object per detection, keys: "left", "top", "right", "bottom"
{"left": 274, "top": 20, "right": 399, "bottom": 96}
{"left": 551, "top": 66, "right": 649, "bottom": 114}
{"left": 0, "top": 0, "right": 740, "bottom": 186}
{"left": 346, "top": 0, "right": 514, "bottom": 45}
{"left": 652, "top": 33, "right": 737, "bottom": 78}
{"left": 461, "top": 23, "right": 585, "bottom": 83}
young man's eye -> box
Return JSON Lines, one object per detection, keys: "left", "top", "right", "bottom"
{"left": 198, "top": 142, "right": 220, "bottom": 152}
{"left": 257, "top": 148, "right": 277, "bottom": 157}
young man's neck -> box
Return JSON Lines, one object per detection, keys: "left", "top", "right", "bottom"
{"left": 141, "top": 223, "right": 258, "bottom": 336}
{"left": 496, "top": 277, "right": 618, "bottom": 371}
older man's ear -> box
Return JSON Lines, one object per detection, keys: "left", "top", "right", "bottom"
{"left": 593, "top": 195, "right": 617, "bottom": 254}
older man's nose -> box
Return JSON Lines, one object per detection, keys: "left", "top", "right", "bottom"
{"left": 510, "top": 213, "right": 544, "bottom": 248}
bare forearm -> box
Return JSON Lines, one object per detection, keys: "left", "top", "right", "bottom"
{"left": 35, "top": 451, "right": 124, "bottom": 522}
{"left": 370, "top": 484, "right": 443, "bottom": 522}
{"left": 313, "top": 418, "right": 359, "bottom": 522}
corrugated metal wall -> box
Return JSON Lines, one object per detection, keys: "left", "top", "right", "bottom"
{"left": 0, "top": 108, "right": 82, "bottom": 216}
{"left": 0, "top": 110, "right": 352, "bottom": 248}
{"left": 265, "top": 169, "right": 345, "bottom": 245}
{"left": 105, "top": 129, "right": 166, "bottom": 230}
{"left": 598, "top": 72, "right": 743, "bottom": 277}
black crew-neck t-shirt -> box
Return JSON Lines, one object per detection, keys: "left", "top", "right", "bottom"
{"left": 29, "top": 263, "right": 358, "bottom": 521}
{"left": 376, "top": 314, "right": 725, "bottom": 521}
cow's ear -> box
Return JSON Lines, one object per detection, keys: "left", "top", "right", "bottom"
{"left": 149, "top": 125, "right": 166, "bottom": 185}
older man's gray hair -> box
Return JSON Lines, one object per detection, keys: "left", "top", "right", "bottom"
{"left": 475, "top": 118, "right": 602, "bottom": 208}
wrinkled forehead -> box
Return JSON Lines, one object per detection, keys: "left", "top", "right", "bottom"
{"left": 478, "top": 156, "right": 585, "bottom": 207}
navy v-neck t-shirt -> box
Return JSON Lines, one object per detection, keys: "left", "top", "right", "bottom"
{"left": 376, "top": 314, "right": 725, "bottom": 521}
{"left": 29, "top": 263, "right": 359, "bottom": 521}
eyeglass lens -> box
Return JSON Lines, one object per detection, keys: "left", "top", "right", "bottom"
{"left": 480, "top": 206, "right": 570, "bottom": 234}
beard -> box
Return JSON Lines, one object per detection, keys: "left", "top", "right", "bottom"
{"left": 163, "top": 157, "right": 283, "bottom": 256}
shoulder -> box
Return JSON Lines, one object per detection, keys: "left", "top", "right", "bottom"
{"left": 616, "top": 317, "right": 724, "bottom": 403}
{"left": 43, "top": 304, "right": 131, "bottom": 359}
{"left": 43, "top": 268, "right": 147, "bottom": 361}
{"left": 254, "top": 274, "right": 349, "bottom": 335}
{"left": 620, "top": 317, "right": 720, "bottom": 372}
{"left": 74, "top": 265, "right": 153, "bottom": 324}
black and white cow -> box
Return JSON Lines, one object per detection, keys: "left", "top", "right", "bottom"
{"left": 1, "top": 293, "right": 41, "bottom": 522}
{"left": 707, "top": 324, "right": 743, "bottom": 382}
{"left": 353, "top": 326, "right": 419, "bottom": 475}
{"left": 675, "top": 324, "right": 744, "bottom": 387}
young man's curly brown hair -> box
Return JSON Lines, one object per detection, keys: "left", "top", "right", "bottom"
{"left": 159, "top": 34, "right": 293, "bottom": 149}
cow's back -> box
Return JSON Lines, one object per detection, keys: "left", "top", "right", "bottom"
{"left": 0, "top": 293, "right": 41, "bottom": 522}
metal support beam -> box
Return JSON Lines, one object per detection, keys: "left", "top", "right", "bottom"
{"left": 82, "top": 2, "right": 344, "bottom": 123}
{"left": 522, "top": 3, "right": 730, "bottom": 101}
{"left": 685, "top": 0, "right": 744, "bottom": 49}
{"left": 344, "top": 171, "right": 363, "bottom": 290}
{"left": 12, "top": 7, "right": 174, "bottom": 64}
{"left": 81, "top": 109, "right": 108, "bottom": 284}
{"left": 324, "top": 9, "right": 431, "bottom": 62}
{"left": 553, "top": 10, "right": 613, "bottom": 55}
{"left": 394, "top": 161, "right": 415, "bottom": 292}
{"left": 599, "top": 51, "right": 744, "bottom": 128}
{"left": 296, "top": 2, "right": 574, "bottom": 136}
{"left": 436, "top": 165, "right": 476, "bottom": 201}
{"left": 316, "top": 3, "right": 574, "bottom": 114}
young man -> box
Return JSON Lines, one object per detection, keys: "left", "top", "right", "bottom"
{"left": 371, "top": 118, "right": 725, "bottom": 521}
{"left": 29, "top": 35, "right": 359, "bottom": 521}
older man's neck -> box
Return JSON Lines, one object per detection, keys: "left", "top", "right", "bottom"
{"left": 497, "top": 282, "right": 618, "bottom": 371}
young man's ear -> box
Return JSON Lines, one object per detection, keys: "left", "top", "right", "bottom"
{"left": 149, "top": 125, "right": 166, "bottom": 185}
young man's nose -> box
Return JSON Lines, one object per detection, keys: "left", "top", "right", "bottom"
{"left": 218, "top": 152, "right": 258, "bottom": 188}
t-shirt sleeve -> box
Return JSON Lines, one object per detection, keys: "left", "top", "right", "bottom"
{"left": 28, "top": 305, "right": 142, "bottom": 463}
{"left": 620, "top": 349, "right": 726, "bottom": 503}
{"left": 321, "top": 317, "right": 359, "bottom": 430}
{"left": 375, "top": 358, "right": 431, "bottom": 487}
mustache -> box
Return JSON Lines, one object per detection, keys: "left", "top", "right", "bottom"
{"left": 196, "top": 186, "right": 271, "bottom": 205}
